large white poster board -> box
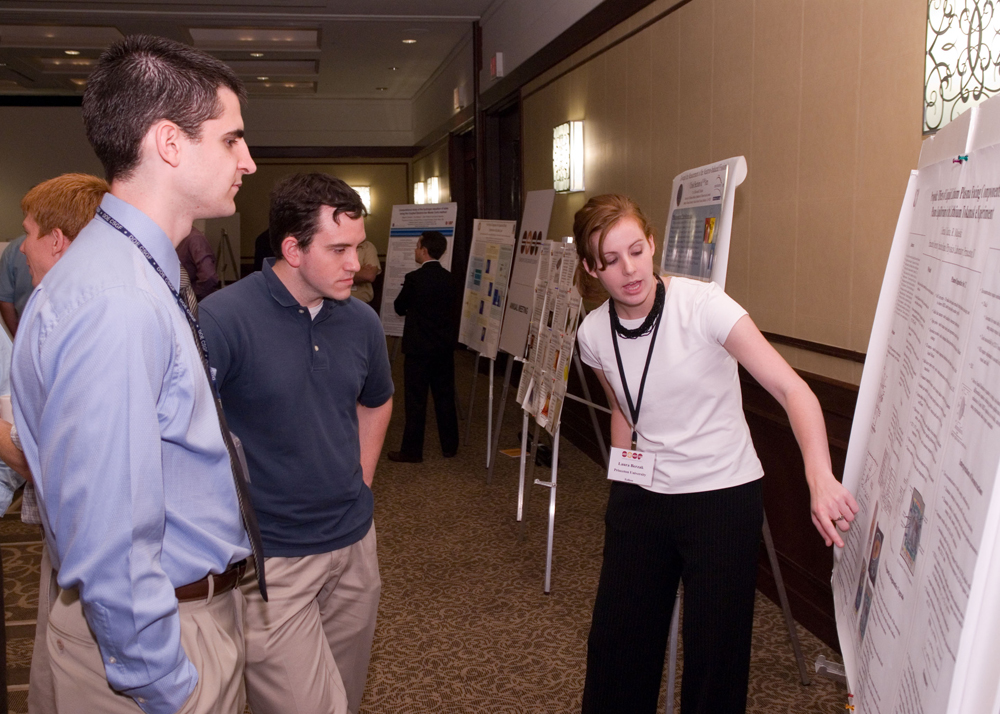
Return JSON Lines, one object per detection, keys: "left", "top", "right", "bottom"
{"left": 833, "top": 99, "right": 1000, "bottom": 714}
{"left": 660, "top": 156, "right": 746, "bottom": 288}
{"left": 379, "top": 203, "right": 457, "bottom": 337}
{"left": 498, "top": 189, "right": 556, "bottom": 357}
{"left": 458, "top": 219, "right": 516, "bottom": 359}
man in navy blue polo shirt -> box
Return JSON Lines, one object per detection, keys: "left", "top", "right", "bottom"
{"left": 200, "top": 173, "right": 393, "bottom": 714}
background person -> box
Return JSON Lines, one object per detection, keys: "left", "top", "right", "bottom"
{"left": 388, "top": 230, "right": 459, "bottom": 463}
{"left": 0, "top": 234, "right": 33, "bottom": 336}
{"left": 176, "top": 225, "right": 220, "bottom": 300}
{"left": 351, "top": 239, "right": 381, "bottom": 304}
{"left": 573, "top": 194, "right": 857, "bottom": 714}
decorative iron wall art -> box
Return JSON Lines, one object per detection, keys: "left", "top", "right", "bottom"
{"left": 925, "top": 0, "right": 1000, "bottom": 133}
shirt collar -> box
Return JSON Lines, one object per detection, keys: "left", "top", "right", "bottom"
{"left": 261, "top": 257, "right": 339, "bottom": 317}
{"left": 98, "top": 193, "right": 181, "bottom": 290}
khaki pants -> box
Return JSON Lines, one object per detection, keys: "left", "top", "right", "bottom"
{"left": 46, "top": 580, "right": 246, "bottom": 714}
{"left": 241, "top": 523, "right": 380, "bottom": 714}
{"left": 28, "top": 540, "right": 56, "bottom": 714}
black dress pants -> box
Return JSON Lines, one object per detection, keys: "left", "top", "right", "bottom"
{"left": 582, "top": 479, "right": 763, "bottom": 714}
{"left": 400, "top": 349, "right": 459, "bottom": 458}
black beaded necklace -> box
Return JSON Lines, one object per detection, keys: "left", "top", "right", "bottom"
{"left": 609, "top": 276, "right": 665, "bottom": 339}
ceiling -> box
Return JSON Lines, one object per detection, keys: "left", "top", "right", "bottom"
{"left": 0, "top": 0, "right": 491, "bottom": 99}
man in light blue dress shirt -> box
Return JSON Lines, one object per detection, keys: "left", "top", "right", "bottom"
{"left": 11, "top": 36, "right": 259, "bottom": 714}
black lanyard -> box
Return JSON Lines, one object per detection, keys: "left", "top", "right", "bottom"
{"left": 610, "top": 292, "right": 664, "bottom": 450}
{"left": 97, "top": 207, "right": 215, "bottom": 383}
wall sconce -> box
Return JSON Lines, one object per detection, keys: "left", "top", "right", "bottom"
{"left": 414, "top": 181, "right": 426, "bottom": 204}
{"left": 427, "top": 176, "right": 441, "bottom": 204}
{"left": 553, "top": 121, "right": 584, "bottom": 192}
{"left": 350, "top": 186, "right": 371, "bottom": 213}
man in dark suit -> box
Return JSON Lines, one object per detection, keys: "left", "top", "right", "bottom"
{"left": 388, "top": 231, "right": 459, "bottom": 463}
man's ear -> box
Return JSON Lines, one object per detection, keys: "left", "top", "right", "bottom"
{"left": 151, "top": 120, "right": 183, "bottom": 168}
{"left": 50, "top": 228, "right": 71, "bottom": 259}
{"left": 280, "top": 235, "right": 302, "bottom": 267}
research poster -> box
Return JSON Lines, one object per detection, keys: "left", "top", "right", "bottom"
{"left": 458, "top": 219, "right": 517, "bottom": 359}
{"left": 498, "top": 189, "right": 556, "bottom": 357}
{"left": 379, "top": 203, "right": 457, "bottom": 337}
{"left": 518, "top": 243, "right": 582, "bottom": 436}
{"left": 660, "top": 156, "right": 746, "bottom": 289}
{"left": 833, "top": 102, "right": 1000, "bottom": 714}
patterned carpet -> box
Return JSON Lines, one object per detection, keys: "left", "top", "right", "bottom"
{"left": 2, "top": 347, "right": 849, "bottom": 713}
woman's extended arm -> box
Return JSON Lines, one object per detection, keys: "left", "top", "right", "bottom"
{"left": 723, "top": 315, "right": 858, "bottom": 547}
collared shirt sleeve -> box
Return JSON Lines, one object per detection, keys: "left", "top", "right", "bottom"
{"left": 15, "top": 287, "right": 197, "bottom": 714}
{"left": 0, "top": 241, "right": 17, "bottom": 303}
{"left": 358, "top": 310, "right": 394, "bottom": 408}
{"left": 0, "top": 329, "right": 24, "bottom": 513}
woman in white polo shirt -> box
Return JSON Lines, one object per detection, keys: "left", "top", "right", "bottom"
{"left": 574, "top": 194, "right": 857, "bottom": 714}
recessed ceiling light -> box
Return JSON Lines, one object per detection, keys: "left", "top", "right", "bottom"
{"left": 389, "top": 66, "right": 397, "bottom": 71}
{"left": 376, "top": 86, "right": 388, "bottom": 91}
{"left": 257, "top": 76, "right": 269, "bottom": 80}
{"left": 402, "top": 39, "right": 416, "bottom": 44}
{"left": 64, "top": 49, "right": 80, "bottom": 56}
{"left": 250, "top": 52, "right": 264, "bottom": 58}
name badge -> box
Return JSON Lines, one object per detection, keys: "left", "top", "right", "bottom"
{"left": 607, "top": 448, "right": 655, "bottom": 487}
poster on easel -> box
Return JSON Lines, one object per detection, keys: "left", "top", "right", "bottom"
{"left": 499, "top": 189, "right": 556, "bottom": 357}
{"left": 832, "top": 98, "right": 1000, "bottom": 714}
{"left": 660, "top": 156, "right": 747, "bottom": 288}
{"left": 518, "top": 242, "right": 582, "bottom": 435}
{"left": 458, "top": 219, "right": 517, "bottom": 359}
{"left": 379, "top": 203, "right": 457, "bottom": 337}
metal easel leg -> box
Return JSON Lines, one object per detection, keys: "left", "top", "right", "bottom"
{"left": 518, "top": 420, "right": 542, "bottom": 542}
{"left": 762, "top": 511, "right": 811, "bottom": 686}
{"left": 486, "top": 359, "right": 494, "bottom": 468}
{"left": 516, "top": 412, "right": 530, "bottom": 521}
{"left": 537, "top": 424, "right": 560, "bottom": 594}
{"left": 487, "top": 356, "right": 514, "bottom": 484}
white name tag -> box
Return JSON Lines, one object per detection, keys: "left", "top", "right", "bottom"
{"left": 607, "top": 448, "right": 655, "bottom": 487}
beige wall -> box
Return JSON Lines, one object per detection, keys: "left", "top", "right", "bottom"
{"left": 411, "top": 139, "right": 452, "bottom": 204}
{"left": 0, "top": 107, "right": 103, "bottom": 240}
{"left": 521, "top": 0, "right": 927, "bottom": 384}
{"left": 234, "top": 161, "right": 410, "bottom": 258}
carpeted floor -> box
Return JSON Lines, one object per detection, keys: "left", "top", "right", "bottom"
{"left": 3, "top": 347, "right": 849, "bottom": 712}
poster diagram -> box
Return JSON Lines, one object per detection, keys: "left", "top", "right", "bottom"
{"left": 458, "top": 219, "right": 516, "bottom": 360}
{"left": 832, "top": 99, "right": 1000, "bottom": 714}
{"left": 379, "top": 203, "right": 457, "bottom": 337}
{"left": 660, "top": 156, "right": 746, "bottom": 287}
{"left": 499, "top": 189, "right": 556, "bottom": 357}
{"left": 517, "top": 243, "right": 583, "bottom": 436}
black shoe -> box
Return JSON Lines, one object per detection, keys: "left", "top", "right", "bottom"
{"left": 387, "top": 451, "right": 422, "bottom": 463}
{"left": 442, "top": 450, "right": 457, "bottom": 458}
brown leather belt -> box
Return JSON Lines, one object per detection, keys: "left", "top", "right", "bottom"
{"left": 175, "top": 558, "right": 248, "bottom": 602}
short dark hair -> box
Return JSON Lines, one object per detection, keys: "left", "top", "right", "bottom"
{"left": 82, "top": 35, "right": 246, "bottom": 183}
{"left": 419, "top": 230, "right": 447, "bottom": 260}
{"left": 269, "top": 173, "right": 367, "bottom": 259}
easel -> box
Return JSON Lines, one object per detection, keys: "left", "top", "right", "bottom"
{"left": 486, "top": 310, "right": 610, "bottom": 486}
{"left": 215, "top": 228, "right": 241, "bottom": 287}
